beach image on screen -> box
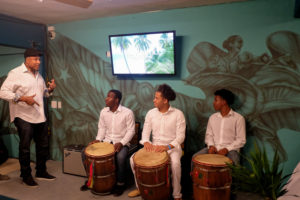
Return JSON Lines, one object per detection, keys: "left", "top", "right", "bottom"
{"left": 110, "top": 32, "right": 175, "bottom": 75}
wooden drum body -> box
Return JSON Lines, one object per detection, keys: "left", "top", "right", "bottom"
{"left": 134, "top": 148, "right": 170, "bottom": 200}
{"left": 85, "top": 142, "right": 116, "bottom": 195}
{"left": 191, "top": 154, "right": 232, "bottom": 200}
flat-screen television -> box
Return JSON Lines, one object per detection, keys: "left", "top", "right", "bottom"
{"left": 109, "top": 30, "right": 176, "bottom": 76}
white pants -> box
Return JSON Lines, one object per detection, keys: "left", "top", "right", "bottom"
{"left": 130, "top": 148, "right": 182, "bottom": 199}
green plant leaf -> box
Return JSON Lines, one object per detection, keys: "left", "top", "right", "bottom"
{"left": 228, "top": 142, "right": 291, "bottom": 200}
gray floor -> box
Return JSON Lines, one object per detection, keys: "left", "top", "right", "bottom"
{"left": 0, "top": 160, "right": 262, "bottom": 200}
{"left": 0, "top": 160, "right": 138, "bottom": 200}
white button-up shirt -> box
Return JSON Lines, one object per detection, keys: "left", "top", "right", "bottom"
{"left": 0, "top": 63, "right": 49, "bottom": 123}
{"left": 140, "top": 106, "right": 186, "bottom": 150}
{"left": 96, "top": 105, "right": 135, "bottom": 146}
{"left": 205, "top": 109, "right": 246, "bottom": 152}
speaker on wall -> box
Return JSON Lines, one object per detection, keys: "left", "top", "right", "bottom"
{"left": 295, "top": 0, "right": 300, "bottom": 18}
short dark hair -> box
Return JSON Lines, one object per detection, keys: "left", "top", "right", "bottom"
{"left": 157, "top": 84, "right": 176, "bottom": 101}
{"left": 109, "top": 89, "right": 122, "bottom": 103}
{"left": 214, "top": 89, "right": 234, "bottom": 106}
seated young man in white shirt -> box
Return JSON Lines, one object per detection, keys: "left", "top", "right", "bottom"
{"left": 128, "top": 84, "right": 186, "bottom": 200}
{"left": 80, "top": 89, "right": 135, "bottom": 196}
{"left": 193, "top": 89, "right": 246, "bottom": 165}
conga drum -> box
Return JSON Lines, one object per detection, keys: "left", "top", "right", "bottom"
{"left": 85, "top": 142, "right": 116, "bottom": 195}
{"left": 191, "top": 154, "right": 232, "bottom": 200}
{"left": 133, "top": 148, "right": 170, "bottom": 200}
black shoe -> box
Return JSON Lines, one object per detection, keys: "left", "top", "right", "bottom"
{"left": 23, "top": 176, "right": 38, "bottom": 187}
{"left": 112, "top": 184, "right": 126, "bottom": 196}
{"left": 80, "top": 180, "right": 89, "bottom": 191}
{"left": 36, "top": 172, "right": 56, "bottom": 181}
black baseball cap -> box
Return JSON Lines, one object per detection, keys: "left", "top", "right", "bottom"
{"left": 24, "top": 48, "right": 43, "bottom": 58}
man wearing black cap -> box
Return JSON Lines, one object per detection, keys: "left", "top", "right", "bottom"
{"left": 0, "top": 48, "right": 56, "bottom": 187}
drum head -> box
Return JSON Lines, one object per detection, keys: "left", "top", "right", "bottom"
{"left": 193, "top": 154, "right": 232, "bottom": 167}
{"left": 134, "top": 148, "right": 168, "bottom": 167}
{"left": 85, "top": 142, "right": 114, "bottom": 157}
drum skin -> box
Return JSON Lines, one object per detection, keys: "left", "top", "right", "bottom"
{"left": 191, "top": 154, "right": 232, "bottom": 200}
{"left": 134, "top": 148, "right": 171, "bottom": 200}
{"left": 85, "top": 142, "right": 116, "bottom": 195}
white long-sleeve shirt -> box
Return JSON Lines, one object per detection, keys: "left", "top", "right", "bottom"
{"left": 205, "top": 109, "right": 246, "bottom": 152}
{"left": 96, "top": 105, "right": 135, "bottom": 146}
{"left": 0, "top": 63, "right": 49, "bottom": 123}
{"left": 140, "top": 106, "right": 186, "bottom": 150}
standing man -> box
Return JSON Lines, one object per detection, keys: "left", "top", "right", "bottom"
{"left": 0, "top": 48, "right": 56, "bottom": 187}
{"left": 193, "top": 89, "right": 246, "bottom": 165}
{"left": 128, "top": 84, "right": 186, "bottom": 200}
{"left": 81, "top": 89, "right": 135, "bottom": 196}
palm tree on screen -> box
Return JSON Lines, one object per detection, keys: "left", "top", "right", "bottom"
{"left": 134, "top": 35, "right": 151, "bottom": 72}
{"left": 134, "top": 35, "right": 151, "bottom": 52}
{"left": 145, "top": 33, "right": 174, "bottom": 73}
{"left": 112, "top": 36, "right": 132, "bottom": 73}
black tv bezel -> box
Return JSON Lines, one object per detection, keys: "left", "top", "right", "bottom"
{"left": 108, "top": 30, "right": 176, "bottom": 77}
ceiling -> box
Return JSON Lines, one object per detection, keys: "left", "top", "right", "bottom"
{"left": 0, "top": 0, "right": 246, "bottom": 25}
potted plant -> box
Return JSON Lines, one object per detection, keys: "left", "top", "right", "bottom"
{"left": 227, "top": 143, "right": 290, "bottom": 200}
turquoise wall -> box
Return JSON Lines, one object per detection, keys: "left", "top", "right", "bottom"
{"left": 0, "top": 2, "right": 298, "bottom": 198}
{"left": 0, "top": 0, "right": 298, "bottom": 182}
{"left": 49, "top": 0, "right": 300, "bottom": 177}
{"left": 53, "top": 0, "right": 297, "bottom": 77}
{"left": 46, "top": 0, "right": 300, "bottom": 179}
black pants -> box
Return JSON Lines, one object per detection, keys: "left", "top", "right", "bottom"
{"left": 14, "top": 117, "right": 50, "bottom": 178}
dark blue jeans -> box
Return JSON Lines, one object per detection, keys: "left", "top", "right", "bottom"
{"left": 14, "top": 117, "right": 49, "bottom": 178}
{"left": 82, "top": 145, "right": 129, "bottom": 184}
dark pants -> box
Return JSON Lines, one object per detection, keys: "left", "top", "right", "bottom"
{"left": 14, "top": 117, "right": 50, "bottom": 178}
{"left": 115, "top": 146, "right": 128, "bottom": 184}
{"left": 82, "top": 145, "right": 129, "bottom": 184}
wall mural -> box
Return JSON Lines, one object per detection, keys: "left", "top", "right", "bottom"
{"left": 1, "top": 31, "right": 299, "bottom": 161}
{"left": 47, "top": 33, "right": 202, "bottom": 160}
{"left": 47, "top": 30, "right": 300, "bottom": 160}
{"left": 185, "top": 31, "right": 300, "bottom": 160}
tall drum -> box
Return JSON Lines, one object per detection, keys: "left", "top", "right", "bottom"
{"left": 85, "top": 142, "right": 115, "bottom": 195}
{"left": 133, "top": 148, "right": 170, "bottom": 200}
{"left": 191, "top": 154, "right": 232, "bottom": 200}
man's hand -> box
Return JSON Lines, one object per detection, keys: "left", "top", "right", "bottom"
{"left": 144, "top": 142, "right": 154, "bottom": 152}
{"left": 208, "top": 146, "right": 217, "bottom": 154}
{"left": 217, "top": 148, "right": 229, "bottom": 156}
{"left": 88, "top": 140, "right": 100, "bottom": 146}
{"left": 19, "top": 94, "right": 39, "bottom": 106}
{"left": 47, "top": 79, "right": 56, "bottom": 92}
{"left": 114, "top": 142, "right": 123, "bottom": 153}
{"left": 154, "top": 145, "right": 168, "bottom": 152}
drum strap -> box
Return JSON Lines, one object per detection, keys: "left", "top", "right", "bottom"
{"left": 87, "top": 160, "right": 94, "bottom": 188}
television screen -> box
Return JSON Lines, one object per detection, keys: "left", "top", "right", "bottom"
{"left": 109, "top": 30, "right": 176, "bottom": 76}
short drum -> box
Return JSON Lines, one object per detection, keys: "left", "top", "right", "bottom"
{"left": 85, "top": 142, "right": 115, "bottom": 195}
{"left": 133, "top": 148, "right": 170, "bottom": 200}
{"left": 191, "top": 154, "right": 232, "bottom": 200}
